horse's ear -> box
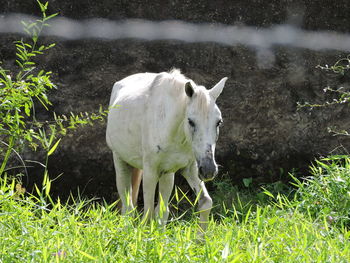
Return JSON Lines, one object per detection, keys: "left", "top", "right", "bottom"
{"left": 210, "top": 77, "right": 228, "bottom": 100}
{"left": 185, "top": 81, "right": 194, "bottom": 98}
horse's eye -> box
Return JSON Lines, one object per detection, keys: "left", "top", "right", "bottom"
{"left": 188, "top": 118, "right": 195, "bottom": 128}
{"left": 216, "top": 120, "right": 223, "bottom": 127}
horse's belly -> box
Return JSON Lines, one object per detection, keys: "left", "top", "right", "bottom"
{"left": 112, "top": 138, "right": 143, "bottom": 169}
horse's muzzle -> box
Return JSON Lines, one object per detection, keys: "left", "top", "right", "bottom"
{"left": 198, "top": 157, "right": 218, "bottom": 182}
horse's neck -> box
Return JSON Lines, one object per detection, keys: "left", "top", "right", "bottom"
{"left": 168, "top": 113, "right": 192, "bottom": 150}
{"left": 154, "top": 76, "right": 191, "bottom": 148}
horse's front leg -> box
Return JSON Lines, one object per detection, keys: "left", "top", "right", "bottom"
{"left": 142, "top": 164, "right": 158, "bottom": 222}
{"left": 155, "top": 172, "right": 175, "bottom": 225}
{"left": 182, "top": 162, "right": 213, "bottom": 232}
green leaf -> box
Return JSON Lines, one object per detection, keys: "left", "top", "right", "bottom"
{"left": 262, "top": 189, "right": 275, "bottom": 199}
{"left": 24, "top": 103, "right": 31, "bottom": 116}
{"left": 16, "top": 53, "right": 25, "bottom": 61}
{"left": 23, "top": 28, "right": 31, "bottom": 36}
{"left": 46, "top": 13, "right": 58, "bottom": 20}
{"left": 243, "top": 177, "right": 253, "bottom": 188}
{"left": 44, "top": 171, "right": 51, "bottom": 196}
{"left": 77, "top": 250, "right": 96, "bottom": 260}
{"left": 15, "top": 44, "right": 25, "bottom": 50}
{"left": 24, "top": 61, "right": 35, "bottom": 66}
{"left": 47, "top": 138, "right": 61, "bottom": 156}
{"left": 35, "top": 95, "right": 49, "bottom": 110}
{"left": 27, "top": 22, "right": 37, "bottom": 29}
{"left": 37, "top": 0, "right": 46, "bottom": 12}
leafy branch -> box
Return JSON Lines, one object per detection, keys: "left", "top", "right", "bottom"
{"left": 296, "top": 55, "right": 350, "bottom": 137}
{"left": 297, "top": 56, "right": 350, "bottom": 110}
{"left": 0, "top": 1, "right": 108, "bottom": 177}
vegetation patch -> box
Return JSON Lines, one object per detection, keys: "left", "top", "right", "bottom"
{"left": 1, "top": 158, "right": 350, "bottom": 262}
{"left": 1, "top": 2, "right": 350, "bottom": 262}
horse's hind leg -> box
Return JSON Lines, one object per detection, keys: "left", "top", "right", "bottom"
{"left": 155, "top": 172, "right": 175, "bottom": 225}
{"left": 113, "top": 152, "right": 134, "bottom": 214}
{"left": 131, "top": 168, "right": 142, "bottom": 207}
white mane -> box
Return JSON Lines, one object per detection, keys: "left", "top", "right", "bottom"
{"left": 167, "top": 69, "right": 211, "bottom": 116}
{"left": 152, "top": 69, "right": 210, "bottom": 115}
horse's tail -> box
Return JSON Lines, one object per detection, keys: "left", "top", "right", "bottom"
{"left": 131, "top": 168, "right": 142, "bottom": 207}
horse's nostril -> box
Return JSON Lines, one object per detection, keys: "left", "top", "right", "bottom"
{"left": 199, "top": 166, "right": 203, "bottom": 175}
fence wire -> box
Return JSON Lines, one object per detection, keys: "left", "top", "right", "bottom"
{"left": 0, "top": 14, "right": 349, "bottom": 51}
{"left": 1, "top": 14, "right": 350, "bottom": 68}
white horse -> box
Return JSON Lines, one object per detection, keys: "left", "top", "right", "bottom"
{"left": 106, "top": 69, "right": 227, "bottom": 230}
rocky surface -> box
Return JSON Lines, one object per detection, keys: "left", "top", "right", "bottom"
{"left": 1, "top": 0, "right": 350, "bottom": 200}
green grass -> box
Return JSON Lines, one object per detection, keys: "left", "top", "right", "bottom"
{"left": 1, "top": 157, "right": 350, "bottom": 262}
{"left": 293, "top": 155, "right": 350, "bottom": 227}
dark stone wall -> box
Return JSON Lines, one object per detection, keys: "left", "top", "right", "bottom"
{"left": 1, "top": 0, "right": 350, "bottom": 200}
{"left": 2, "top": 1, "right": 350, "bottom": 32}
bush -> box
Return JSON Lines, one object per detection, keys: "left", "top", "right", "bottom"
{"left": 0, "top": 1, "right": 58, "bottom": 175}
{"left": 292, "top": 155, "right": 350, "bottom": 227}
{"left": 0, "top": 1, "right": 107, "bottom": 178}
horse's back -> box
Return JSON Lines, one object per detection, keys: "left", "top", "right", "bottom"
{"left": 109, "top": 72, "right": 157, "bottom": 107}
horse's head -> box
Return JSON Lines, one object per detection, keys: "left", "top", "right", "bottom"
{"left": 184, "top": 77, "right": 227, "bottom": 182}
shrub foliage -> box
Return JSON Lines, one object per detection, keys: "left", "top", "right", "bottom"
{"left": 0, "top": 1, "right": 107, "bottom": 177}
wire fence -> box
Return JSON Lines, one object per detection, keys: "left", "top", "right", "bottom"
{"left": 0, "top": 14, "right": 349, "bottom": 51}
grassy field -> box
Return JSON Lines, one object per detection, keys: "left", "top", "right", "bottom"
{"left": 1, "top": 157, "right": 350, "bottom": 262}
{"left": 1, "top": 3, "right": 350, "bottom": 262}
